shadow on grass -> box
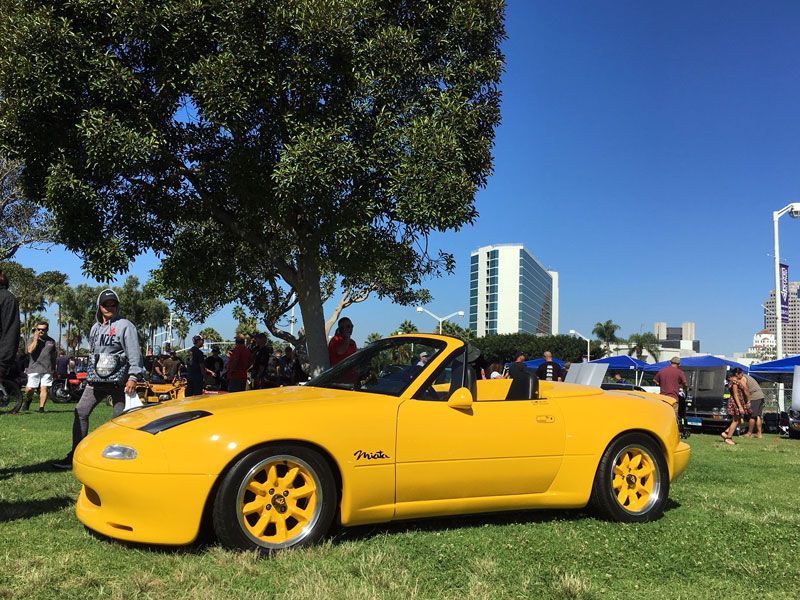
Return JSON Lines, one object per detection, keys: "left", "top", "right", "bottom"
{"left": 73, "top": 496, "right": 684, "bottom": 556}
{"left": 0, "top": 459, "right": 66, "bottom": 481}
{"left": 0, "top": 496, "right": 74, "bottom": 523}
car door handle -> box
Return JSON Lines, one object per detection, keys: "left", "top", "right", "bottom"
{"left": 536, "top": 415, "right": 555, "bottom": 423}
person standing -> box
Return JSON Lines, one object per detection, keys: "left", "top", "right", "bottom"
{"left": 53, "top": 289, "right": 143, "bottom": 469}
{"left": 734, "top": 368, "right": 766, "bottom": 438}
{"left": 186, "top": 335, "right": 210, "bottom": 396}
{"left": 227, "top": 335, "right": 252, "bottom": 392}
{"left": 0, "top": 272, "right": 21, "bottom": 408}
{"left": 328, "top": 317, "right": 357, "bottom": 367}
{"left": 250, "top": 333, "right": 273, "bottom": 389}
{"left": 654, "top": 356, "right": 688, "bottom": 432}
{"left": 535, "top": 351, "right": 563, "bottom": 382}
{"left": 721, "top": 372, "right": 749, "bottom": 445}
{"left": 20, "top": 321, "right": 57, "bottom": 413}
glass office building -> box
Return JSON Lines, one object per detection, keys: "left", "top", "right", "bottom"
{"left": 469, "top": 244, "right": 558, "bottom": 337}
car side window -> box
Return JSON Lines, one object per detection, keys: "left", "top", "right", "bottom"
{"left": 413, "top": 350, "right": 465, "bottom": 402}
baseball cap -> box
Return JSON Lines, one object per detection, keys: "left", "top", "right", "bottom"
{"left": 670, "top": 356, "right": 680, "bottom": 364}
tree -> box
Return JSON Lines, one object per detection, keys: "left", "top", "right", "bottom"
{"left": 0, "top": 153, "right": 56, "bottom": 260}
{"left": 592, "top": 320, "right": 621, "bottom": 357}
{"left": 626, "top": 333, "right": 660, "bottom": 362}
{"left": 172, "top": 314, "right": 190, "bottom": 349}
{"left": 0, "top": 2, "right": 505, "bottom": 374}
{"left": 232, "top": 306, "right": 259, "bottom": 339}
{"left": 472, "top": 333, "right": 602, "bottom": 365}
{"left": 440, "top": 320, "right": 475, "bottom": 341}
{"left": 0, "top": 261, "right": 66, "bottom": 333}
{"left": 365, "top": 332, "right": 382, "bottom": 345}
{"left": 198, "top": 327, "right": 223, "bottom": 344}
{"left": 395, "top": 320, "right": 418, "bottom": 335}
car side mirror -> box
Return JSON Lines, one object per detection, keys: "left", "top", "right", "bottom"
{"left": 447, "top": 386, "right": 473, "bottom": 410}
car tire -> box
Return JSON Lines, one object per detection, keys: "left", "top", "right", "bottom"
{"left": 212, "top": 445, "right": 337, "bottom": 553}
{"left": 52, "top": 385, "right": 72, "bottom": 404}
{"left": 789, "top": 429, "right": 800, "bottom": 440}
{"left": 589, "top": 432, "right": 669, "bottom": 523}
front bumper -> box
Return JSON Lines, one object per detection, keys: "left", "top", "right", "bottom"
{"left": 74, "top": 461, "right": 215, "bottom": 545}
{"left": 672, "top": 442, "right": 691, "bottom": 480}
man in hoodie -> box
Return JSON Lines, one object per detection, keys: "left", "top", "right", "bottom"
{"left": 0, "top": 272, "right": 21, "bottom": 407}
{"left": 53, "top": 289, "right": 143, "bottom": 469}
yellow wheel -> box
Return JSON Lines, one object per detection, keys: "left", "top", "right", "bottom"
{"left": 590, "top": 433, "right": 669, "bottom": 522}
{"left": 213, "top": 446, "right": 336, "bottom": 552}
{"left": 610, "top": 445, "right": 660, "bottom": 514}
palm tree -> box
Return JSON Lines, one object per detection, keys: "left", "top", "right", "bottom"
{"left": 395, "top": 320, "right": 418, "bottom": 334}
{"left": 592, "top": 320, "right": 621, "bottom": 357}
{"left": 626, "top": 332, "right": 660, "bottom": 362}
{"left": 365, "top": 332, "right": 382, "bottom": 344}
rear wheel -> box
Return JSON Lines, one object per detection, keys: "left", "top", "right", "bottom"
{"left": 590, "top": 433, "right": 669, "bottom": 523}
{"left": 213, "top": 445, "right": 336, "bottom": 553}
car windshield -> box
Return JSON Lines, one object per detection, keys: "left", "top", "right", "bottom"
{"left": 308, "top": 337, "right": 449, "bottom": 396}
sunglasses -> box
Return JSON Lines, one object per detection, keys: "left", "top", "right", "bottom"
{"left": 36, "top": 328, "right": 48, "bottom": 332}
{"left": 101, "top": 302, "right": 118, "bottom": 308}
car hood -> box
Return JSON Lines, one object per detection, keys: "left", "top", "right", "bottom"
{"left": 112, "top": 386, "right": 353, "bottom": 430}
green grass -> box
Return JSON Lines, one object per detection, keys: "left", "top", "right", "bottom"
{"left": 1, "top": 405, "right": 799, "bottom": 599}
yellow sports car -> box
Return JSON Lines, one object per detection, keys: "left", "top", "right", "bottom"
{"left": 73, "top": 334, "right": 690, "bottom": 552}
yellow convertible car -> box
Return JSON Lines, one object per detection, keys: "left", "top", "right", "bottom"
{"left": 73, "top": 334, "right": 690, "bottom": 552}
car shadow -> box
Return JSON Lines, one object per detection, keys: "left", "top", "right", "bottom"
{"left": 0, "top": 497, "right": 74, "bottom": 523}
{"left": 333, "top": 508, "right": 590, "bottom": 544}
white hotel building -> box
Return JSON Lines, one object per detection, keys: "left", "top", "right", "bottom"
{"left": 469, "top": 244, "right": 559, "bottom": 337}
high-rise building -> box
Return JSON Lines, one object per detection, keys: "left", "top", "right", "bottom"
{"left": 763, "top": 282, "right": 800, "bottom": 355}
{"left": 469, "top": 244, "right": 558, "bottom": 337}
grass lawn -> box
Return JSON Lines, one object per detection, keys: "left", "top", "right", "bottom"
{"left": 1, "top": 404, "right": 799, "bottom": 600}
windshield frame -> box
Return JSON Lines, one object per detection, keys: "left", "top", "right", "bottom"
{"left": 307, "top": 336, "right": 451, "bottom": 397}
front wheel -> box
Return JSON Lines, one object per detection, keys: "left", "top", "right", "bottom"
{"left": 212, "top": 445, "right": 337, "bottom": 553}
{"left": 589, "top": 432, "right": 669, "bottom": 523}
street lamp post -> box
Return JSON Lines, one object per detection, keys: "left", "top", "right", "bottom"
{"left": 569, "top": 329, "right": 590, "bottom": 362}
{"left": 416, "top": 306, "right": 465, "bottom": 334}
{"left": 772, "top": 203, "right": 800, "bottom": 411}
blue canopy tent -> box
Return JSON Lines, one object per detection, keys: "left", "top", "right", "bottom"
{"left": 749, "top": 355, "right": 800, "bottom": 373}
{"left": 748, "top": 355, "right": 800, "bottom": 384}
{"left": 643, "top": 355, "right": 749, "bottom": 372}
{"left": 590, "top": 355, "right": 650, "bottom": 385}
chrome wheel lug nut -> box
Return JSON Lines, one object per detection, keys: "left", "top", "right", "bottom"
{"left": 283, "top": 490, "right": 289, "bottom": 497}
{"left": 268, "top": 488, "right": 274, "bottom": 494}
{"left": 266, "top": 504, "right": 272, "bottom": 510}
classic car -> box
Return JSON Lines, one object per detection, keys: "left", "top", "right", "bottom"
{"left": 72, "top": 334, "right": 690, "bottom": 553}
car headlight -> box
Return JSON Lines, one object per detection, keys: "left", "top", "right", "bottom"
{"left": 101, "top": 444, "right": 138, "bottom": 460}
{"left": 138, "top": 410, "right": 212, "bottom": 434}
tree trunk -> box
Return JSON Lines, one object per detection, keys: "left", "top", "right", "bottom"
{"left": 294, "top": 255, "right": 330, "bottom": 376}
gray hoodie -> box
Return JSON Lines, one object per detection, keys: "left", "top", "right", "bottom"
{"left": 88, "top": 289, "right": 144, "bottom": 382}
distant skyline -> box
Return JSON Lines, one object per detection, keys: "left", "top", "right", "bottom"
{"left": 10, "top": 0, "right": 800, "bottom": 356}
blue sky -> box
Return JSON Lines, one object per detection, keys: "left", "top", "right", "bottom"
{"left": 13, "top": 0, "right": 800, "bottom": 355}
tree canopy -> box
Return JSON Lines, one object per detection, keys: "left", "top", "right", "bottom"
{"left": 0, "top": 153, "right": 57, "bottom": 261}
{"left": 0, "top": 1, "right": 505, "bottom": 373}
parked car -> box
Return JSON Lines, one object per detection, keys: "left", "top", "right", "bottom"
{"left": 72, "top": 334, "right": 690, "bottom": 553}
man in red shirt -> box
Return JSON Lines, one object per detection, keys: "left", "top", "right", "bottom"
{"left": 328, "top": 317, "right": 357, "bottom": 367}
{"left": 227, "top": 335, "right": 253, "bottom": 393}
{"left": 654, "top": 356, "right": 688, "bottom": 436}
{"left": 654, "top": 356, "right": 687, "bottom": 402}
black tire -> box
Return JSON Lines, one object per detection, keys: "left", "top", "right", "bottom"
{"left": 589, "top": 432, "right": 669, "bottom": 523}
{"left": 52, "top": 384, "right": 72, "bottom": 404}
{"left": 212, "top": 445, "right": 337, "bottom": 553}
{"left": 789, "top": 428, "right": 800, "bottom": 440}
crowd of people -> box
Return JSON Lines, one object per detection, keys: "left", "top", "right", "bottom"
{"left": 0, "top": 270, "right": 336, "bottom": 469}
